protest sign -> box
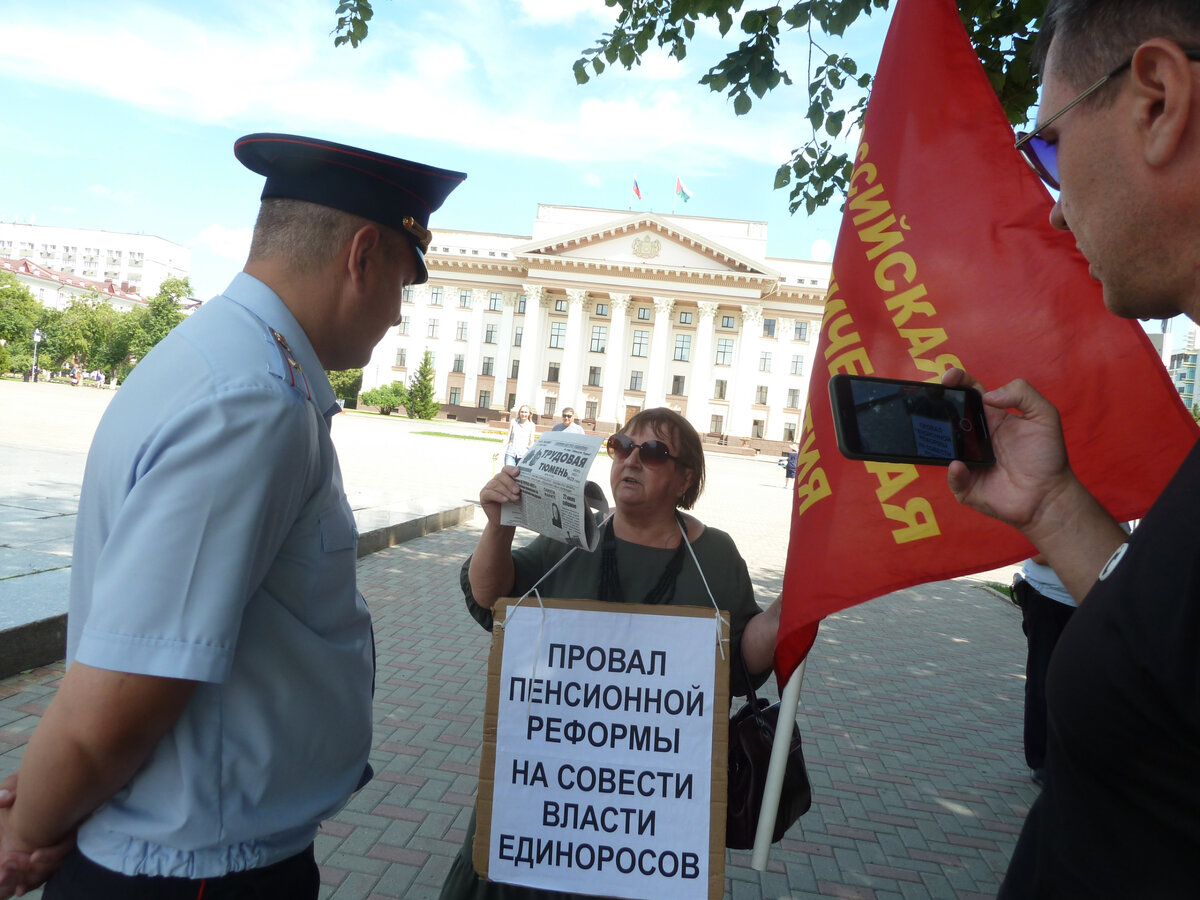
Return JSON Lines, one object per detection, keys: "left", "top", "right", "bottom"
{"left": 474, "top": 598, "right": 729, "bottom": 900}
{"left": 501, "top": 432, "right": 611, "bottom": 550}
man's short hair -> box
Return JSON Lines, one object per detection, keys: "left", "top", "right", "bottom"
{"left": 562, "top": 408, "right": 575, "bottom": 417}
{"left": 1036, "top": 0, "right": 1200, "bottom": 90}
{"left": 247, "top": 198, "right": 405, "bottom": 274}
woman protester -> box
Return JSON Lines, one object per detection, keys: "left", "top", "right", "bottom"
{"left": 441, "top": 407, "right": 782, "bottom": 900}
{"left": 501, "top": 404, "right": 537, "bottom": 468}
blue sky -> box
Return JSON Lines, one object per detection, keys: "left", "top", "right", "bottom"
{"left": 0, "top": 0, "right": 896, "bottom": 299}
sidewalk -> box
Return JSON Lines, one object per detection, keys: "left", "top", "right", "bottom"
{"left": 0, "top": 380, "right": 1032, "bottom": 898}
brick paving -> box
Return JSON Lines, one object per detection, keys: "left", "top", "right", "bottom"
{"left": 0, "top": 380, "right": 1033, "bottom": 898}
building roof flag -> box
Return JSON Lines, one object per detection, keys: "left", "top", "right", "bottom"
{"left": 674, "top": 177, "right": 692, "bottom": 202}
{"left": 632, "top": 174, "right": 642, "bottom": 200}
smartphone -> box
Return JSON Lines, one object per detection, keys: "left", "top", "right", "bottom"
{"left": 828, "top": 374, "right": 995, "bottom": 467}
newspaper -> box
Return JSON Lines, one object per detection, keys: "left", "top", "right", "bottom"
{"left": 500, "top": 432, "right": 610, "bottom": 551}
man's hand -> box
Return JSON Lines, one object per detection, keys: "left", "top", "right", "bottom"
{"left": 941, "top": 368, "right": 1125, "bottom": 602}
{"left": 0, "top": 775, "right": 74, "bottom": 898}
{"left": 942, "top": 369, "right": 1075, "bottom": 532}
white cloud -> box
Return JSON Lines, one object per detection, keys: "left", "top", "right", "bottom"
{"left": 87, "top": 184, "right": 134, "bottom": 205}
{"left": 512, "top": 0, "right": 610, "bottom": 26}
{"left": 583, "top": 173, "right": 602, "bottom": 187}
{"left": 810, "top": 238, "right": 833, "bottom": 262}
{"left": 195, "top": 224, "right": 253, "bottom": 262}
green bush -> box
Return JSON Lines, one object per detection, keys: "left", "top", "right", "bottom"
{"left": 360, "top": 381, "right": 407, "bottom": 415}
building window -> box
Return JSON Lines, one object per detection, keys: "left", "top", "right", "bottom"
{"left": 794, "top": 320, "right": 809, "bottom": 341}
{"left": 448, "top": 387, "right": 461, "bottom": 405}
{"left": 762, "top": 318, "right": 776, "bottom": 338}
{"left": 452, "top": 354, "right": 465, "bottom": 374}
{"left": 430, "top": 287, "right": 443, "bottom": 306}
{"left": 632, "top": 330, "right": 649, "bottom": 357}
{"left": 479, "top": 390, "right": 491, "bottom": 408}
{"left": 759, "top": 352, "right": 772, "bottom": 373}
{"left": 721, "top": 315, "right": 736, "bottom": 329}
{"left": 555, "top": 298, "right": 568, "bottom": 312}
{"left": 629, "top": 370, "right": 644, "bottom": 391}
{"left": 518, "top": 295, "right": 527, "bottom": 314}
{"left": 394, "top": 348, "right": 407, "bottom": 367}
{"left": 547, "top": 362, "right": 560, "bottom": 382}
{"left": 588, "top": 366, "right": 602, "bottom": 387}
{"left": 456, "top": 321, "right": 469, "bottom": 341}
{"left": 786, "top": 388, "right": 801, "bottom": 408}
{"left": 403, "top": 286, "right": 413, "bottom": 303}
{"left": 679, "top": 311, "right": 693, "bottom": 325}
{"left": 783, "top": 422, "right": 797, "bottom": 442}
{"left": 481, "top": 357, "right": 494, "bottom": 376}
{"left": 585, "top": 401, "right": 598, "bottom": 419}
{"left": 459, "top": 289, "right": 472, "bottom": 308}
{"left": 485, "top": 324, "right": 498, "bottom": 343}
{"left": 489, "top": 292, "right": 502, "bottom": 311}
{"left": 513, "top": 326, "right": 523, "bottom": 347}
{"left": 508, "top": 392, "right": 517, "bottom": 411}
{"left": 671, "top": 375, "right": 685, "bottom": 395}
{"left": 714, "top": 379, "right": 727, "bottom": 400}
{"left": 398, "top": 316, "right": 410, "bottom": 336}
{"left": 544, "top": 396, "right": 557, "bottom": 417}
{"left": 595, "top": 303, "right": 609, "bottom": 317}
{"left": 790, "top": 355, "right": 804, "bottom": 375}
{"left": 715, "top": 338, "right": 734, "bottom": 366}
{"left": 638, "top": 307, "right": 651, "bottom": 320}
{"left": 752, "top": 419, "right": 765, "bottom": 438}
{"left": 549, "top": 322, "right": 567, "bottom": 348}
{"left": 590, "top": 326, "right": 607, "bottom": 353}
{"left": 710, "top": 414, "right": 724, "bottom": 434}
{"left": 511, "top": 359, "right": 520, "bottom": 378}
{"left": 427, "top": 320, "right": 440, "bottom": 338}
{"left": 674, "top": 334, "right": 691, "bottom": 361}
{"left": 755, "top": 385, "right": 769, "bottom": 404}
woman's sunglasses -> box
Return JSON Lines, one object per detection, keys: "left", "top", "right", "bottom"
{"left": 607, "top": 434, "right": 680, "bottom": 467}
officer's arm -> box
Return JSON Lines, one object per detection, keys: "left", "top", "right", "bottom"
{"left": 3, "top": 662, "right": 196, "bottom": 850}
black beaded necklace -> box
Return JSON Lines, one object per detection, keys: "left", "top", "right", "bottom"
{"left": 598, "top": 511, "right": 689, "bottom": 606}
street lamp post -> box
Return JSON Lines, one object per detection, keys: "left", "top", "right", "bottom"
{"left": 31, "top": 328, "right": 43, "bottom": 383}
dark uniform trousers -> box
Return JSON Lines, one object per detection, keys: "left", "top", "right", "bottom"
{"left": 43, "top": 845, "right": 318, "bottom": 900}
{"left": 1013, "top": 578, "right": 1076, "bottom": 771}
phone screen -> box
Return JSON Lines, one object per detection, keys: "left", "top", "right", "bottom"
{"left": 828, "top": 374, "right": 994, "bottom": 466}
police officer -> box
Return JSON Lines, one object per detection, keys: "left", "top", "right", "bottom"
{"left": 0, "top": 133, "right": 465, "bottom": 898}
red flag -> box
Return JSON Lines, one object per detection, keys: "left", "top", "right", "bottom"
{"left": 775, "top": 0, "right": 1198, "bottom": 681}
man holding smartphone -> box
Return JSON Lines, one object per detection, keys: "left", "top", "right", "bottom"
{"left": 942, "top": 1, "right": 1200, "bottom": 895}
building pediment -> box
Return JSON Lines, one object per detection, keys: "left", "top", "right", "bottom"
{"left": 510, "top": 214, "right": 780, "bottom": 282}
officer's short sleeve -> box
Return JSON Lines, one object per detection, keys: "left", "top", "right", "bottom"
{"left": 75, "top": 386, "right": 319, "bottom": 683}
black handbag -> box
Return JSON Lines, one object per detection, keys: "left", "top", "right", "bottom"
{"left": 726, "top": 653, "right": 812, "bottom": 849}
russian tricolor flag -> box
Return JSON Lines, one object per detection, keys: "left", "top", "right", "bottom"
{"left": 632, "top": 175, "right": 642, "bottom": 200}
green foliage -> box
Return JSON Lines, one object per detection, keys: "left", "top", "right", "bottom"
{"left": 360, "top": 380, "right": 408, "bottom": 415}
{"left": 1191, "top": 404, "right": 1200, "bottom": 425}
{"left": 331, "top": 0, "right": 1045, "bottom": 216}
{"left": 129, "top": 277, "right": 189, "bottom": 362}
{"left": 574, "top": 0, "right": 1045, "bottom": 215}
{"left": 405, "top": 350, "right": 440, "bottom": 419}
{"left": 328, "top": 367, "right": 364, "bottom": 409}
{"left": 332, "top": 0, "right": 375, "bottom": 47}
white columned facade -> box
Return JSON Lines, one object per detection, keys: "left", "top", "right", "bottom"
{"left": 491, "top": 292, "right": 517, "bottom": 411}
{"left": 560, "top": 288, "right": 588, "bottom": 412}
{"left": 601, "top": 293, "right": 631, "bottom": 426}
{"left": 462, "top": 288, "right": 487, "bottom": 407}
{"left": 730, "top": 305, "right": 763, "bottom": 437}
{"left": 514, "top": 285, "right": 545, "bottom": 408}
{"left": 643, "top": 297, "right": 675, "bottom": 408}
{"left": 686, "top": 301, "right": 718, "bottom": 436}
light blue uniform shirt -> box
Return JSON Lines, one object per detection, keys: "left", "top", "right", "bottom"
{"left": 68, "top": 273, "right": 374, "bottom": 877}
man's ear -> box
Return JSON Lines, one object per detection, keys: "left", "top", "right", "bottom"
{"left": 345, "top": 224, "right": 384, "bottom": 292}
{"left": 1130, "top": 39, "right": 1197, "bottom": 169}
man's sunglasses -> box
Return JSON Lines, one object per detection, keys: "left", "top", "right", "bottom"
{"left": 1016, "top": 48, "right": 1200, "bottom": 190}
{"left": 607, "top": 434, "right": 679, "bottom": 467}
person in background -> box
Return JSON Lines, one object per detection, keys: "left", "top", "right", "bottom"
{"left": 783, "top": 442, "right": 799, "bottom": 489}
{"left": 943, "top": 1, "right": 1200, "bottom": 894}
{"left": 501, "top": 404, "right": 536, "bottom": 467}
{"left": 550, "top": 407, "right": 584, "bottom": 434}
{"left": 0, "top": 133, "right": 465, "bottom": 898}
{"left": 1010, "top": 555, "right": 1074, "bottom": 787}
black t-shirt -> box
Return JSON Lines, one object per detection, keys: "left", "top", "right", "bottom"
{"left": 1001, "top": 442, "right": 1200, "bottom": 897}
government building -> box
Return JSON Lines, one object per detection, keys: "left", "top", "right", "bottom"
{"left": 363, "top": 204, "right": 831, "bottom": 445}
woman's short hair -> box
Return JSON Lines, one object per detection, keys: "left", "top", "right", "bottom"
{"left": 618, "top": 407, "right": 706, "bottom": 509}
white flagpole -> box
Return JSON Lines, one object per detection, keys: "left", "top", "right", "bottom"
{"left": 750, "top": 658, "right": 807, "bottom": 870}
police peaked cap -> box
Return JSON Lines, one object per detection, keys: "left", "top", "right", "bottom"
{"left": 234, "top": 132, "right": 466, "bottom": 284}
